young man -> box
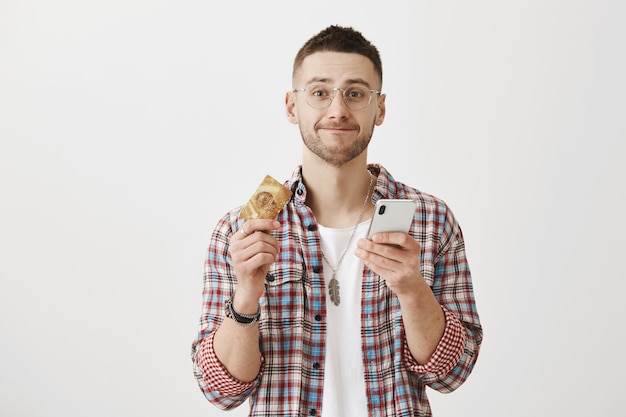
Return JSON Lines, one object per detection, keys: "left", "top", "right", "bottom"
{"left": 191, "top": 25, "right": 482, "bottom": 416}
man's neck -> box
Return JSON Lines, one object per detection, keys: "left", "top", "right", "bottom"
{"left": 302, "top": 159, "right": 375, "bottom": 228}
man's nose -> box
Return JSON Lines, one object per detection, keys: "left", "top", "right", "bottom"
{"left": 326, "top": 89, "right": 350, "bottom": 115}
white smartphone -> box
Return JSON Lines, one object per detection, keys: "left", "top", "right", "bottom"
{"left": 366, "top": 199, "right": 417, "bottom": 239}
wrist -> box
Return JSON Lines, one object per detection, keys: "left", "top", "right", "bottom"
{"left": 231, "top": 289, "right": 261, "bottom": 315}
{"left": 225, "top": 292, "right": 261, "bottom": 327}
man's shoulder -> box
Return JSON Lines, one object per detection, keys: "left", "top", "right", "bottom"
{"left": 373, "top": 164, "right": 448, "bottom": 210}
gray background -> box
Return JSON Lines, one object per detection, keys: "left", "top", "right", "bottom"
{"left": 1, "top": 1, "right": 624, "bottom": 416}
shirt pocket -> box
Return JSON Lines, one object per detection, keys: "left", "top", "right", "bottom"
{"left": 261, "top": 261, "right": 306, "bottom": 334}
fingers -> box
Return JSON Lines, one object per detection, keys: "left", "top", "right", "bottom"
{"left": 359, "top": 232, "right": 419, "bottom": 254}
{"left": 231, "top": 220, "right": 281, "bottom": 286}
{"left": 356, "top": 245, "right": 402, "bottom": 273}
{"left": 233, "top": 249, "right": 277, "bottom": 280}
{"left": 234, "top": 220, "right": 281, "bottom": 256}
{"left": 355, "top": 232, "right": 421, "bottom": 273}
{"left": 356, "top": 235, "right": 424, "bottom": 296}
{"left": 237, "top": 219, "right": 281, "bottom": 240}
{"left": 232, "top": 222, "right": 280, "bottom": 261}
{"left": 368, "top": 231, "right": 415, "bottom": 247}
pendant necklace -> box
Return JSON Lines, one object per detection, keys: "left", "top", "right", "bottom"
{"left": 322, "top": 172, "right": 374, "bottom": 306}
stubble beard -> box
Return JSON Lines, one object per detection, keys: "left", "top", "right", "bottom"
{"left": 300, "top": 121, "right": 375, "bottom": 168}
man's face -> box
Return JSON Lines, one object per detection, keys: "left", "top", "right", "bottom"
{"left": 286, "top": 51, "right": 386, "bottom": 168}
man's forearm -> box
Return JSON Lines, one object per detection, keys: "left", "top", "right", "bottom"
{"left": 398, "top": 280, "right": 446, "bottom": 364}
{"left": 213, "top": 318, "right": 262, "bottom": 382}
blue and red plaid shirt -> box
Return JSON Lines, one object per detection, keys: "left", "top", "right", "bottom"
{"left": 191, "top": 164, "right": 482, "bottom": 416}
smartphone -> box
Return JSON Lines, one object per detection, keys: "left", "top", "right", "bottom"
{"left": 366, "top": 199, "right": 417, "bottom": 239}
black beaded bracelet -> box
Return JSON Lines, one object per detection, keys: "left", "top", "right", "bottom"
{"left": 224, "top": 295, "right": 261, "bottom": 327}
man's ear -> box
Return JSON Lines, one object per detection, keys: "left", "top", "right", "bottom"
{"left": 286, "top": 91, "right": 298, "bottom": 125}
{"left": 375, "top": 93, "right": 386, "bottom": 126}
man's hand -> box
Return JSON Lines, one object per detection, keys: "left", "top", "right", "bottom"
{"left": 230, "top": 219, "right": 281, "bottom": 313}
{"left": 355, "top": 232, "right": 424, "bottom": 297}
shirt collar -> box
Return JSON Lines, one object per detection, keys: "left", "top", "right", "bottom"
{"left": 285, "top": 163, "right": 398, "bottom": 205}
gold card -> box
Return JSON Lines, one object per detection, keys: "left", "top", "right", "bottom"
{"left": 240, "top": 175, "right": 292, "bottom": 220}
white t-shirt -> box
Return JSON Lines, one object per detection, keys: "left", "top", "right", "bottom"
{"left": 318, "top": 221, "right": 370, "bottom": 417}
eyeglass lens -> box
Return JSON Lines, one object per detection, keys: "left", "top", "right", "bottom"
{"left": 304, "top": 85, "right": 374, "bottom": 110}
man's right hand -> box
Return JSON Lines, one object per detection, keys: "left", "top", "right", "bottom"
{"left": 229, "top": 219, "right": 281, "bottom": 314}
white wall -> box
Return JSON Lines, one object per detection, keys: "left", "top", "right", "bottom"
{"left": 1, "top": 1, "right": 624, "bottom": 416}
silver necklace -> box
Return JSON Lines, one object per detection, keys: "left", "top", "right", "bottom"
{"left": 322, "top": 172, "right": 374, "bottom": 306}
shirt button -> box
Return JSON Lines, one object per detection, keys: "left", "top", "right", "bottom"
{"left": 307, "top": 224, "right": 317, "bottom": 232}
{"left": 309, "top": 409, "right": 317, "bottom": 416}
{"left": 265, "top": 273, "right": 275, "bottom": 282}
{"left": 313, "top": 362, "right": 320, "bottom": 369}
{"left": 312, "top": 266, "right": 321, "bottom": 274}
{"left": 296, "top": 189, "right": 304, "bottom": 196}
{"left": 314, "top": 314, "right": 322, "bottom": 321}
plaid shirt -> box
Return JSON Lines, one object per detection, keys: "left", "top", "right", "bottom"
{"left": 191, "top": 164, "right": 483, "bottom": 417}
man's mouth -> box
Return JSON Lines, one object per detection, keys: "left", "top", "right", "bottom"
{"left": 317, "top": 124, "right": 357, "bottom": 131}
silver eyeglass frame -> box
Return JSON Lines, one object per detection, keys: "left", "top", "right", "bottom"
{"left": 292, "top": 86, "right": 382, "bottom": 110}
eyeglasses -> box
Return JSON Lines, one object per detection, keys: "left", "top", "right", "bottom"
{"left": 292, "top": 84, "right": 382, "bottom": 110}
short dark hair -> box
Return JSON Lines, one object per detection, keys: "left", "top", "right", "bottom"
{"left": 293, "top": 25, "right": 383, "bottom": 84}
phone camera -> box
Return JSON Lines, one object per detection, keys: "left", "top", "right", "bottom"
{"left": 378, "top": 205, "right": 386, "bottom": 215}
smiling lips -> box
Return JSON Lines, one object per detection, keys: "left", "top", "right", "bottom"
{"left": 317, "top": 123, "right": 358, "bottom": 132}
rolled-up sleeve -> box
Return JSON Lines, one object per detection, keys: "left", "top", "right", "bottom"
{"left": 191, "top": 331, "right": 261, "bottom": 408}
{"left": 405, "top": 307, "right": 467, "bottom": 379}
